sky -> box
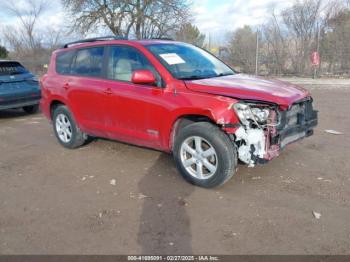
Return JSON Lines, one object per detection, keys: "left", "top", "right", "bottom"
{"left": 0, "top": 0, "right": 293, "bottom": 46}
{"left": 192, "top": 0, "right": 292, "bottom": 43}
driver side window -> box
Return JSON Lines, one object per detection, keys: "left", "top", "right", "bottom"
{"left": 107, "top": 46, "right": 162, "bottom": 87}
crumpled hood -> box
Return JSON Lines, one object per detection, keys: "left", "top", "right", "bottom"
{"left": 184, "top": 74, "right": 310, "bottom": 108}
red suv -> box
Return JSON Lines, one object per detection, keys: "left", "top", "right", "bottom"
{"left": 40, "top": 37, "right": 318, "bottom": 188}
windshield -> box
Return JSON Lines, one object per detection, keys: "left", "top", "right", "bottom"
{"left": 145, "top": 43, "right": 234, "bottom": 80}
{"left": 0, "top": 62, "right": 29, "bottom": 76}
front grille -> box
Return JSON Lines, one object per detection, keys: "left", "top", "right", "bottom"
{"left": 286, "top": 104, "right": 301, "bottom": 127}
{"left": 278, "top": 97, "right": 317, "bottom": 131}
{"left": 271, "top": 97, "right": 318, "bottom": 147}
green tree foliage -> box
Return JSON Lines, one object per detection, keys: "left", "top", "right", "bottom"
{"left": 0, "top": 45, "right": 9, "bottom": 58}
{"left": 321, "top": 10, "right": 350, "bottom": 73}
{"left": 175, "top": 23, "right": 205, "bottom": 47}
{"left": 227, "top": 25, "right": 256, "bottom": 73}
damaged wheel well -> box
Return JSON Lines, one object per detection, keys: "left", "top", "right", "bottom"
{"left": 169, "top": 115, "right": 218, "bottom": 150}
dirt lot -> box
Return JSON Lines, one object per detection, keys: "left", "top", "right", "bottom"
{"left": 0, "top": 80, "right": 350, "bottom": 255}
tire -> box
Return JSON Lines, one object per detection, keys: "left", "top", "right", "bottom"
{"left": 173, "top": 122, "right": 237, "bottom": 188}
{"left": 52, "top": 105, "right": 87, "bottom": 149}
{"left": 23, "top": 104, "right": 39, "bottom": 114}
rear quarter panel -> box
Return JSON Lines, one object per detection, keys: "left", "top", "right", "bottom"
{"left": 40, "top": 51, "right": 70, "bottom": 120}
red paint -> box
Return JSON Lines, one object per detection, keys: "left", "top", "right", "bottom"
{"left": 131, "top": 70, "right": 156, "bottom": 85}
{"left": 40, "top": 39, "right": 312, "bottom": 152}
{"left": 185, "top": 74, "right": 309, "bottom": 109}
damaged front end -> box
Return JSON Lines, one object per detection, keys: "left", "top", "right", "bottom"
{"left": 231, "top": 98, "right": 318, "bottom": 167}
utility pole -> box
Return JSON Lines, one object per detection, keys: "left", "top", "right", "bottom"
{"left": 208, "top": 32, "right": 211, "bottom": 51}
{"left": 255, "top": 29, "right": 259, "bottom": 75}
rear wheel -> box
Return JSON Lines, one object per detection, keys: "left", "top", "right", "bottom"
{"left": 173, "top": 122, "right": 237, "bottom": 188}
{"left": 52, "top": 105, "right": 87, "bottom": 149}
{"left": 23, "top": 104, "right": 39, "bottom": 114}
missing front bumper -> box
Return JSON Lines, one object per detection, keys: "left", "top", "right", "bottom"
{"left": 234, "top": 98, "right": 318, "bottom": 166}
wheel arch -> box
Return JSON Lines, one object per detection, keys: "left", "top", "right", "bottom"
{"left": 50, "top": 99, "right": 66, "bottom": 119}
{"left": 168, "top": 114, "right": 220, "bottom": 152}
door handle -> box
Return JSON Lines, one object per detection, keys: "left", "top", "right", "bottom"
{"left": 104, "top": 87, "right": 113, "bottom": 95}
{"left": 63, "top": 83, "right": 70, "bottom": 90}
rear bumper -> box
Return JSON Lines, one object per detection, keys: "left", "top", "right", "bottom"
{"left": 0, "top": 96, "right": 41, "bottom": 110}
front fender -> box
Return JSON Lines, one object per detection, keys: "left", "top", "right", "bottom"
{"left": 207, "top": 95, "right": 241, "bottom": 132}
{"left": 164, "top": 94, "right": 241, "bottom": 151}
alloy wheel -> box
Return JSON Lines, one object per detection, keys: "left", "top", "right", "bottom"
{"left": 180, "top": 136, "right": 218, "bottom": 180}
{"left": 55, "top": 113, "right": 72, "bottom": 143}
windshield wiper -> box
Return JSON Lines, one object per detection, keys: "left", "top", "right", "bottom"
{"left": 178, "top": 75, "right": 207, "bottom": 80}
{"left": 179, "top": 72, "right": 234, "bottom": 80}
{"left": 213, "top": 72, "right": 234, "bottom": 78}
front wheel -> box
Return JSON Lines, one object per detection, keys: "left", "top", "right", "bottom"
{"left": 173, "top": 122, "right": 237, "bottom": 188}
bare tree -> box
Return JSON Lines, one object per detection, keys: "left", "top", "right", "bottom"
{"left": 1, "top": 0, "right": 49, "bottom": 52}
{"left": 61, "top": 0, "right": 128, "bottom": 36}
{"left": 62, "top": 0, "right": 191, "bottom": 39}
{"left": 258, "top": 0, "right": 347, "bottom": 76}
{"left": 281, "top": 0, "right": 323, "bottom": 74}
{"left": 1, "top": 0, "right": 66, "bottom": 75}
{"left": 262, "top": 11, "right": 288, "bottom": 75}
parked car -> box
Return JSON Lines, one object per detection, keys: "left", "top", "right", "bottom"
{"left": 0, "top": 60, "right": 40, "bottom": 113}
{"left": 40, "top": 37, "right": 318, "bottom": 188}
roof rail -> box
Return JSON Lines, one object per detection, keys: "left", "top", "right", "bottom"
{"left": 62, "top": 36, "right": 127, "bottom": 48}
{"left": 148, "top": 37, "right": 175, "bottom": 41}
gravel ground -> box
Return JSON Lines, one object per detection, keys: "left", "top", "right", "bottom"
{"left": 0, "top": 80, "right": 349, "bottom": 255}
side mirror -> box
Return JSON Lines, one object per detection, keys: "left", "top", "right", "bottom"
{"left": 131, "top": 70, "right": 156, "bottom": 85}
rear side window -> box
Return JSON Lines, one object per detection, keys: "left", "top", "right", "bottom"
{"left": 56, "top": 51, "right": 75, "bottom": 74}
{"left": 72, "top": 47, "right": 104, "bottom": 77}
{"left": 0, "top": 62, "right": 29, "bottom": 76}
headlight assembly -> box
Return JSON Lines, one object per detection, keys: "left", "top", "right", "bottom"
{"left": 233, "top": 102, "right": 270, "bottom": 126}
{"left": 250, "top": 107, "right": 270, "bottom": 123}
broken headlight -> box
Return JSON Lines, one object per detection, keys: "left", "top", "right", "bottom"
{"left": 233, "top": 102, "right": 270, "bottom": 125}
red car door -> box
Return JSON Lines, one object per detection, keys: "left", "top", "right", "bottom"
{"left": 102, "top": 45, "right": 167, "bottom": 149}
{"left": 67, "top": 46, "right": 108, "bottom": 136}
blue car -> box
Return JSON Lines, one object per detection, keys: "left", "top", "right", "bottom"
{"left": 0, "top": 60, "right": 41, "bottom": 113}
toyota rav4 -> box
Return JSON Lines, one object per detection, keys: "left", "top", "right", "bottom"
{"left": 40, "top": 37, "right": 318, "bottom": 188}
